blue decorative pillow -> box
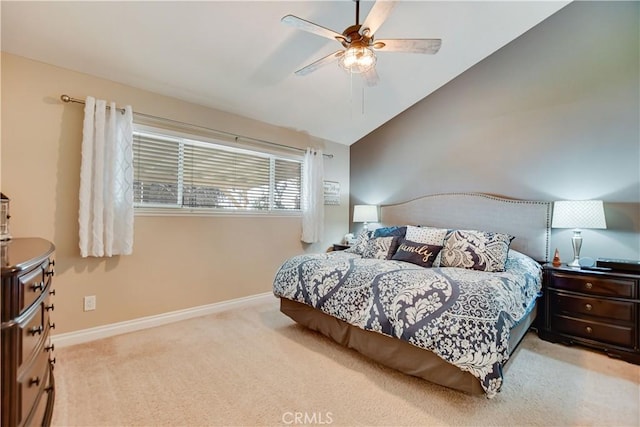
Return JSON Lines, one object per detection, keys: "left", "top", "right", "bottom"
{"left": 391, "top": 239, "right": 443, "bottom": 268}
{"left": 373, "top": 226, "right": 407, "bottom": 238}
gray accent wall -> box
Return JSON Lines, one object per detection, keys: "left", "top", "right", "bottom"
{"left": 350, "top": 1, "right": 639, "bottom": 261}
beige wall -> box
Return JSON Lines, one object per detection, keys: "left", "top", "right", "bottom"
{"left": 1, "top": 53, "right": 350, "bottom": 334}
{"left": 350, "top": 1, "right": 640, "bottom": 261}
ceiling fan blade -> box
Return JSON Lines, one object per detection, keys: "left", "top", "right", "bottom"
{"left": 362, "top": 67, "right": 380, "bottom": 87}
{"left": 373, "top": 39, "right": 442, "bottom": 54}
{"left": 362, "top": 1, "right": 396, "bottom": 36}
{"left": 281, "top": 15, "right": 345, "bottom": 42}
{"left": 295, "top": 50, "right": 344, "bottom": 76}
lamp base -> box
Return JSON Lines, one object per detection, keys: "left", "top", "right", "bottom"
{"left": 567, "top": 258, "right": 581, "bottom": 268}
{"left": 568, "top": 229, "right": 583, "bottom": 268}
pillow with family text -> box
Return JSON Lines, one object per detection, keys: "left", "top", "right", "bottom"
{"left": 391, "top": 239, "right": 443, "bottom": 268}
{"left": 405, "top": 225, "right": 448, "bottom": 266}
{"left": 440, "top": 229, "right": 514, "bottom": 272}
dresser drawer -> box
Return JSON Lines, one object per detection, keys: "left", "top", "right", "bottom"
{"left": 550, "top": 272, "right": 635, "bottom": 298}
{"left": 18, "top": 264, "right": 47, "bottom": 316}
{"left": 22, "top": 363, "right": 54, "bottom": 427}
{"left": 17, "top": 345, "right": 50, "bottom": 427}
{"left": 549, "top": 292, "right": 635, "bottom": 322}
{"left": 551, "top": 314, "right": 635, "bottom": 348}
{"left": 17, "top": 304, "right": 45, "bottom": 369}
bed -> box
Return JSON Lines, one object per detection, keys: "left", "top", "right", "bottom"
{"left": 273, "top": 193, "right": 551, "bottom": 398}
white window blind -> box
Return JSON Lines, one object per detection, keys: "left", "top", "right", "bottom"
{"left": 133, "top": 130, "right": 302, "bottom": 212}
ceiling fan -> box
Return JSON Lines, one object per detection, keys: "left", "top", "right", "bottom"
{"left": 282, "top": 0, "right": 442, "bottom": 87}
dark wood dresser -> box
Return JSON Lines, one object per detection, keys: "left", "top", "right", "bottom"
{"left": 538, "top": 264, "right": 640, "bottom": 364}
{"left": 1, "top": 238, "right": 56, "bottom": 427}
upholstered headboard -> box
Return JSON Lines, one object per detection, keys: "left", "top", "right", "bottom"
{"left": 380, "top": 193, "right": 552, "bottom": 263}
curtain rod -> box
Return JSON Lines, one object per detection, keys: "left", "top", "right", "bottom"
{"left": 60, "top": 95, "right": 333, "bottom": 159}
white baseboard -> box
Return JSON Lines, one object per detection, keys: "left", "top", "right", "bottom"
{"left": 52, "top": 292, "right": 275, "bottom": 348}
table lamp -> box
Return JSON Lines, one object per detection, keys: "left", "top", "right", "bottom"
{"left": 353, "top": 205, "right": 378, "bottom": 233}
{"left": 551, "top": 200, "right": 606, "bottom": 268}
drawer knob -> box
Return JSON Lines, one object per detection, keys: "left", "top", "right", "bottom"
{"left": 45, "top": 343, "right": 55, "bottom": 352}
{"left": 49, "top": 289, "right": 56, "bottom": 296}
{"left": 585, "top": 326, "right": 593, "bottom": 334}
{"left": 585, "top": 303, "right": 593, "bottom": 311}
{"left": 45, "top": 303, "right": 55, "bottom": 312}
{"left": 29, "top": 377, "right": 40, "bottom": 387}
{"left": 31, "top": 282, "right": 44, "bottom": 292}
{"left": 29, "top": 325, "right": 43, "bottom": 336}
{"left": 49, "top": 357, "right": 56, "bottom": 365}
{"left": 585, "top": 282, "right": 593, "bottom": 290}
{"left": 49, "top": 322, "right": 56, "bottom": 330}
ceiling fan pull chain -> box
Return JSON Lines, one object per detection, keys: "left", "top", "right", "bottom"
{"left": 349, "top": 72, "right": 354, "bottom": 120}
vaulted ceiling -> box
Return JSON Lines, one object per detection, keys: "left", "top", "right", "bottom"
{"left": 1, "top": 1, "right": 570, "bottom": 145}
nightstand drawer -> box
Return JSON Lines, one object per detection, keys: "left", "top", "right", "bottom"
{"left": 549, "top": 292, "right": 635, "bottom": 322}
{"left": 332, "top": 244, "right": 351, "bottom": 251}
{"left": 551, "top": 314, "right": 635, "bottom": 347}
{"left": 550, "top": 272, "right": 635, "bottom": 298}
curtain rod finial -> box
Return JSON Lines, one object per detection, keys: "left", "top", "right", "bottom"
{"left": 61, "top": 94, "right": 71, "bottom": 103}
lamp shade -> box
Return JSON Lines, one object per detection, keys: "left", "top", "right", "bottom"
{"left": 552, "top": 200, "right": 607, "bottom": 229}
{"left": 353, "top": 205, "right": 379, "bottom": 223}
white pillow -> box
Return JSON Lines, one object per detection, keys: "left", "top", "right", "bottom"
{"left": 405, "top": 225, "right": 448, "bottom": 266}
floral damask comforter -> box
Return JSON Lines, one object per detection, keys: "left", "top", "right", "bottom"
{"left": 272, "top": 250, "right": 542, "bottom": 397}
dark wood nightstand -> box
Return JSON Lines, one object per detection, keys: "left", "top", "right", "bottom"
{"left": 331, "top": 243, "right": 351, "bottom": 251}
{"left": 538, "top": 264, "right": 640, "bottom": 364}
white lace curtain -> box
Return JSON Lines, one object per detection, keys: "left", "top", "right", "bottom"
{"left": 301, "top": 148, "right": 324, "bottom": 243}
{"left": 78, "top": 96, "right": 134, "bottom": 257}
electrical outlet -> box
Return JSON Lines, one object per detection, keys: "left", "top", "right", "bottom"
{"left": 83, "top": 295, "right": 96, "bottom": 312}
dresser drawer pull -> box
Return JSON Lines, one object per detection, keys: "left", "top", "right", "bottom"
{"left": 29, "top": 377, "right": 41, "bottom": 387}
{"left": 585, "top": 326, "right": 593, "bottom": 334}
{"left": 29, "top": 325, "right": 43, "bottom": 336}
{"left": 45, "top": 343, "right": 55, "bottom": 352}
{"left": 45, "top": 303, "right": 55, "bottom": 312}
{"left": 49, "top": 322, "right": 56, "bottom": 330}
{"left": 49, "top": 289, "right": 56, "bottom": 296}
{"left": 585, "top": 303, "right": 593, "bottom": 311}
{"left": 585, "top": 282, "right": 593, "bottom": 290}
{"left": 30, "top": 281, "right": 44, "bottom": 292}
{"left": 49, "top": 357, "right": 56, "bottom": 365}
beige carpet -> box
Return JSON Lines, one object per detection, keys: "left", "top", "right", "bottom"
{"left": 52, "top": 297, "right": 640, "bottom": 427}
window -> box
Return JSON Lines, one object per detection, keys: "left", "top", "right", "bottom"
{"left": 133, "top": 128, "right": 302, "bottom": 214}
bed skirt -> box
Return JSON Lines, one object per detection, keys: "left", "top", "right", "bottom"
{"left": 279, "top": 297, "right": 537, "bottom": 396}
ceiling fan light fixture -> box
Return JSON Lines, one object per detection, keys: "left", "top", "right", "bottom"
{"left": 338, "top": 46, "right": 376, "bottom": 74}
